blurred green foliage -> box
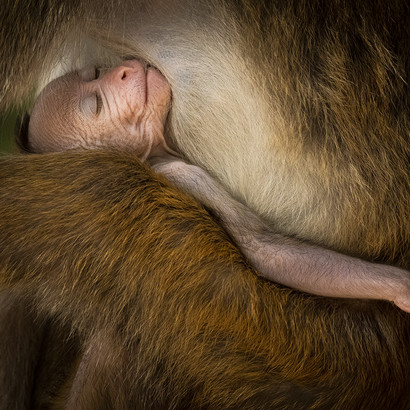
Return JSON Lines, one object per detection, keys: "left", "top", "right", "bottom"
{"left": 0, "top": 111, "right": 19, "bottom": 154}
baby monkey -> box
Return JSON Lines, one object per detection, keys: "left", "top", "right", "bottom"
{"left": 26, "top": 60, "right": 409, "bottom": 313}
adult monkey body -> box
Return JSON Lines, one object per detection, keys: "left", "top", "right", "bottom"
{"left": 0, "top": 0, "right": 409, "bottom": 409}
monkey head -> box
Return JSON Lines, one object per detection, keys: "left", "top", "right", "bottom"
{"left": 28, "top": 60, "right": 174, "bottom": 159}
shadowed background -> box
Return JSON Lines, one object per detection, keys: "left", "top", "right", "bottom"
{"left": 0, "top": 111, "right": 19, "bottom": 153}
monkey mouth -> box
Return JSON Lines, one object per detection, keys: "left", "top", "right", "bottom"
{"left": 123, "top": 58, "right": 176, "bottom": 154}
{"left": 120, "top": 58, "right": 169, "bottom": 105}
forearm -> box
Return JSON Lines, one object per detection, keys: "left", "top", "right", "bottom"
{"left": 220, "top": 207, "right": 410, "bottom": 313}
{"left": 241, "top": 235, "right": 410, "bottom": 311}
{"left": 215, "top": 200, "right": 410, "bottom": 312}
{"left": 152, "top": 158, "right": 410, "bottom": 313}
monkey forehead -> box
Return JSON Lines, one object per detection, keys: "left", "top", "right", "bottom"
{"left": 36, "top": 72, "right": 81, "bottom": 119}
{"left": 29, "top": 73, "right": 83, "bottom": 141}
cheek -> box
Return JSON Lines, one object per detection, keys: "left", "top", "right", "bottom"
{"left": 31, "top": 133, "right": 82, "bottom": 153}
{"left": 29, "top": 119, "right": 80, "bottom": 153}
{"left": 115, "top": 93, "right": 144, "bottom": 126}
{"left": 94, "top": 116, "right": 147, "bottom": 155}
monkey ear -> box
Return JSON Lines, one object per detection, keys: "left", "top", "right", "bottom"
{"left": 14, "top": 112, "right": 31, "bottom": 153}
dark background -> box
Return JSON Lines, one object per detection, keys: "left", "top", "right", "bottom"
{"left": 0, "top": 111, "right": 19, "bottom": 153}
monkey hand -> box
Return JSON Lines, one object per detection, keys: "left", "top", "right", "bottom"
{"left": 368, "top": 262, "right": 410, "bottom": 314}
{"left": 392, "top": 273, "right": 410, "bottom": 313}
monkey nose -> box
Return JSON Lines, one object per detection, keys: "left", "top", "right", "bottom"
{"left": 105, "top": 60, "right": 146, "bottom": 88}
{"left": 112, "top": 65, "right": 140, "bottom": 83}
{"left": 115, "top": 67, "right": 131, "bottom": 81}
{"left": 106, "top": 67, "right": 130, "bottom": 86}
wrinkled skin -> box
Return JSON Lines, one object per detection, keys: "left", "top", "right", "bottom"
{"left": 29, "top": 60, "right": 175, "bottom": 159}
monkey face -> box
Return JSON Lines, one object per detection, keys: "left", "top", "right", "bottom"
{"left": 28, "top": 60, "right": 172, "bottom": 159}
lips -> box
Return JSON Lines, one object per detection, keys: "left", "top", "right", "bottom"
{"left": 120, "top": 59, "right": 170, "bottom": 106}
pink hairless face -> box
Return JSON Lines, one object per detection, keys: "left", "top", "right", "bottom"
{"left": 29, "top": 60, "right": 175, "bottom": 159}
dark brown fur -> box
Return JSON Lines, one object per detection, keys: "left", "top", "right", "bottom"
{"left": 0, "top": 0, "right": 409, "bottom": 408}
{"left": 0, "top": 0, "right": 84, "bottom": 112}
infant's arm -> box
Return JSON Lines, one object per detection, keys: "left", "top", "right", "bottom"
{"left": 152, "top": 158, "right": 410, "bottom": 313}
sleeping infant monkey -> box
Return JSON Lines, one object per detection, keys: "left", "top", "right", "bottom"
{"left": 25, "top": 60, "right": 409, "bottom": 313}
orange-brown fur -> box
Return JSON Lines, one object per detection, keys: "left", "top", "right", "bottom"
{"left": 0, "top": 151, "right": 409, "bottom": 409}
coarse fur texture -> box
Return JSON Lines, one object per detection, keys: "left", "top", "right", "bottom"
{"left": 0, "top": 0, "right": 409, "bottom": 408}
{"left": 0, "top": 151, "right": 409, "bottom": 409}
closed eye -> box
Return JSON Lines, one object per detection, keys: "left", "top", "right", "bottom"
{"left": 80, "top": 92, "right": 102, "bottom": 116}
{"left": 96, "top": 92, "right": 103, "bottom": 115}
